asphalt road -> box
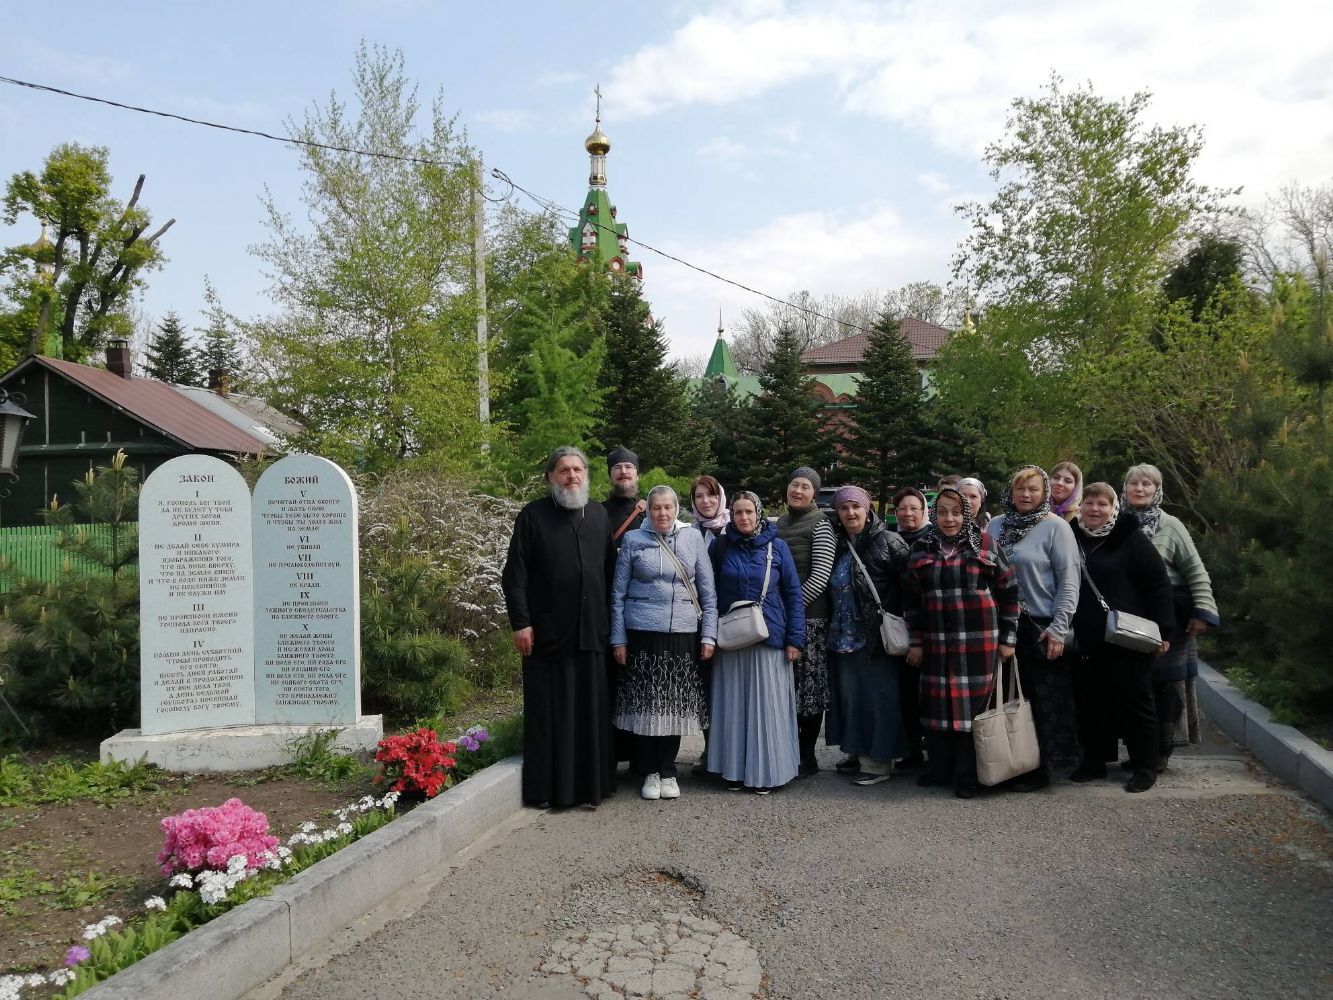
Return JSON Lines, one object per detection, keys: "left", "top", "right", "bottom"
{"left": 249, "top": 725, "right": 1333, "bottom": 1000}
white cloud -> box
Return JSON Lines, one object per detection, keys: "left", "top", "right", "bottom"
{"left": 648, "top": 200, "right": 963, "bottom": 358}
{"left": 606, "top": 0, "right": 1333, "bottom": 196}
{"left": 917, "top": 172, "right": 952, "bottom": 196}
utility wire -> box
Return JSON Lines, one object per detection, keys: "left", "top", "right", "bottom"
{"left": 1, "top": 72, "right": 875, "bottom": 337}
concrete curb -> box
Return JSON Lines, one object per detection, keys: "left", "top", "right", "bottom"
{"left": 1197, "top": 662, "right": 1333, "bottom": 812}
{"left": 81, "top": 756, "right": 523, "bottom": 1000}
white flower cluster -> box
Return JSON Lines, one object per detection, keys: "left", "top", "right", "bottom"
{"left": 194, "top": 854, "right": 260, "bottom": 905}
{"left": 287, "top": 791, "right": 400, "bottom": 849}
{"left": 81, "top": 915, "right": 122, "bottom": 940}
{"left": 0, "top": 969, "right": 76, "bottom": 1000}
{"left": 143, "top": 896, "right": 167, "bottom": 912}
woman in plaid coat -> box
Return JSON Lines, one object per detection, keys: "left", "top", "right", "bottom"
{"left": 905, "top": 487, "right": 1020, "bottom": 798}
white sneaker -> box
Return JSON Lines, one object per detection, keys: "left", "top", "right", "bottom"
{"left": 659, "top": 777, "right": 680, "bottom": 799}
{"left": 641, "top": 773, "right": 662, "bottom": 800}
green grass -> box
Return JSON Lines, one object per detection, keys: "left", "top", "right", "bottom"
{"left": 0, "top": 754, "right": 162, "bottom": 807}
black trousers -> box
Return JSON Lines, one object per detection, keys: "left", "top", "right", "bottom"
{"left": 923, "top": 730, "right": 978, "bottom": 788}
{"left": 898, "top": 663, "right": 923, "bottom": 760}
{"left": 1071, "top": 644, "right": 1158, "bottom": 772}
{"left": 797, "top": 712, "right": 822, "bottom": 764}
{"left": 632, "top": 734, "right": 681, "bottom": 778}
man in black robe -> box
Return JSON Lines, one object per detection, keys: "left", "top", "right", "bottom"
{"left": 602, "top": 445, "right": 646, "bottom": 547}
{"left": 502, "top": 446, "right": 617, "bottom": 809}
{"left": 601, "top": 445, "right": 645, "bottom": 766}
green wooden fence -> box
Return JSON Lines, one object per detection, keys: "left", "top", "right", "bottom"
{"left": 0, "top": 524, "right": 127, "bottom": 591}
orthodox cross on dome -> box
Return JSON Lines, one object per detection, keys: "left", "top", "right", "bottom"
{"left": 568, "top": 86, "right": 642, "bottom": 281}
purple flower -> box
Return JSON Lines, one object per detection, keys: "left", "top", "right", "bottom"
{"left": 65, "top": 945, "right": 91, "bottom": 966}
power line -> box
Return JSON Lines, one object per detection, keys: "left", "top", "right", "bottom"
{"left": 1, "top": 72, "right": 877, "bottom": 338}
{"left": 0, "top": 74, "right": 468, "bottom": 169}
{"left": 494, "top": 169, "right": 876, "bottom": 338}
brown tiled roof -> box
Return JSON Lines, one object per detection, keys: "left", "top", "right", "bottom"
{"left": 24, "top": 356, "right": 273, "bottom": 453}
{"left": 800, "top": 316, "right": 951, "bottom": 365}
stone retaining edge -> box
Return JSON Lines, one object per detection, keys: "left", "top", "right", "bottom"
{"left": 1197, "top": 662, "right": 1333, "bottom": 812}
{"left": 80, "top": 756, "right": 524, "bottom": 1000}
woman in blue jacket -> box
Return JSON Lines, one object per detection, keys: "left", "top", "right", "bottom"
{"left": 707, "top": 490, "right": 806, "bottom": 793}
{"left": 611, "top": 486, "right": 718, "bottom": 802}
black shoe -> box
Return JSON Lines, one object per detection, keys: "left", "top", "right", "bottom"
{"left": 1069, "top": 763, "right": 1107, "bottom": 783}
{"left": 527, "top": 800, "right": 552, "bottom": 810}
{"left": 954, "top": 781, "right": 980, "bottom": 799}
{"left": 1121, "top": 757, "right": 1169, "bottom": 774}
{"left": 1009, "top": 770, "right": 1050, "bottom": 793}
{"left": 834, "top": 755, "right": 860, "bottom": 773}
{"left": 916, "top": 772, "right": 950, "bottom": 788}
{"left": 1126, "top": 770, "right": 1157, "bottom": 793}
{"left": 726, "top": 780, "right": 745, "bottom": 791}
{"left": 692, "top": 758, "right": 710, "bottom": 777}
{"left": 798, "top": 758, "right": 819, "bottom": 779}
{"left": 894, "top": 754, "right": 925, "bottom": 771}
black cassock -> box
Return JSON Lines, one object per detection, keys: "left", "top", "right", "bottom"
{"left": 502, "top": 496, "right": 617, "bottom": 807}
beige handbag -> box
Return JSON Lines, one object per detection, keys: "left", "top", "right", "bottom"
{"left": 973, "top": 655, "right": 1041, "bottom": 786}
{"left": 716, "top": 544, "right": 772, "bottom": 650}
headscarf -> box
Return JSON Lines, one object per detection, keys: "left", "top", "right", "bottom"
{"left": 1077, "top": 493, "right": 1120, "bottom": 539}
{"left": 931, "top": 486, "right": 982, "bottom": 553}
{"left": 1050, "top": 462, "right": 1084, "bottom": 520}
{"left": 997, "top": 466, "right": 1052, "bottom": 558}
{"left": 893, "top": 487, "right": 931, "bottom": 546}
{"left": 694, "top": 481, "right": 730, "bottom": 532}
{"left": 958, "top": 477, "right": 989, "bottom": 525}
{"left": 1121, "top": 472, "right": 1164, "bottom": 538}
{"left": 731, "top": 490, "right": 766, "bottom": 534}
{"left": 644, "top": 485, "right": 683, "bottom": 535}
{"left": 832, "top": 484, "right": 872, "bottom": 512}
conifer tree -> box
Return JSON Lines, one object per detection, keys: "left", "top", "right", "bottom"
{"left": 143, "top": 311, "right": 200, "bottom": 385}
{"left": 596, "top": 277, "right": 706, "bottom": 475}
{"left": 687, "top": 378, "right": 749, "bottom": 493}
{"left": 734, "top": 328, "right": 832, "bottom": 504}
{"left": 846, "top": 313, "right": 924, "bottom": 507}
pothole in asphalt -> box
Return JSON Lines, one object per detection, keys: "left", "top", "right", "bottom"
{"left": 541, "top": 869, "right": 763, "bottom": 1000}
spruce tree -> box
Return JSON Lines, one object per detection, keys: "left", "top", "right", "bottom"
{"left": 734, "top": 328, "right": 832, "bottom": 504}
{"left": 686, "top": 378, "right": 749, "bottom": 493}
{"left": 595, "top": 277, "right": 705, "bottom": 475}
{"left": 846, "top": 313, "right": 925, "bottom": 507}
{"left": 143, "top": 311, "right": 201, "bottom": 385}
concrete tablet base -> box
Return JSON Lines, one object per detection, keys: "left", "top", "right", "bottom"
{"left": 99, "top": 716, "right": 384, "bottom": 772}
{"left": 82, "top": 755, "right": 523, "bottom": 1000}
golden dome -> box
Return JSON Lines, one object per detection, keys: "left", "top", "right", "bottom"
{"left": 585, "top": 122, "right": 611, "bottom": 156}
{"left": 29, "top": 223, "right": 52, "bottom": 254}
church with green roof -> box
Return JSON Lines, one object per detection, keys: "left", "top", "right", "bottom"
{"left": 568, "top": 103, "right": 642, "bottom": 280}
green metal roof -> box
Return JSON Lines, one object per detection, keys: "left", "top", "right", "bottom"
{"left": 568, "top": 188, "right": 641, "bottom": 278}
{"left": 704, "top": 334, "right": 738, "bottom": 379}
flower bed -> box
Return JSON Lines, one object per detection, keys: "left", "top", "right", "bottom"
{"left": 0, "top": 721, "right": 514, "bottom": 1000}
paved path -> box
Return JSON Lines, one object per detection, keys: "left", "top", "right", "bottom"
{"left": 248, "top": 725, "right": 1333, "bottom": 1000}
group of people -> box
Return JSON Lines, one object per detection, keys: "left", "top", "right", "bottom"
{"left": 501, "top": 446, "right": 1217, "bottom": 810}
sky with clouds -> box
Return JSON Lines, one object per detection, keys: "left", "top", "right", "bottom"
{"left": 1, "top": 0, "right": 1330, "bottom": 364}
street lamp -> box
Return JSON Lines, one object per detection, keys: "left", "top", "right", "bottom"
{"left": 0, "top": 388, "right": 35, "bottom": 478}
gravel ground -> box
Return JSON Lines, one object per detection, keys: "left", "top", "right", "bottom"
{"left": 259, "top": 727, "right": 1333, "bottom": 1000}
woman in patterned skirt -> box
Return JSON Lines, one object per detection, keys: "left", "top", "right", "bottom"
{"left": 610, "top": 486, "right": 718, "bottom": 801}
{"left": 905, "top": 487, "right": 1020, "bottom": 797}
{"left": 776, "top": 467, "right": 836, "bottom": 777}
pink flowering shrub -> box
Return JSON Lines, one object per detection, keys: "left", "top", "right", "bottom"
{"left": 157, "top": 798, "right": 279, "bottom": 876}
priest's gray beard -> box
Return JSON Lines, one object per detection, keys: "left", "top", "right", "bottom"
{"left": 550, "top": 481, "right": 590, "bottom": 510}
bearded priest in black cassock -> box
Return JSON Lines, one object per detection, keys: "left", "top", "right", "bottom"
{"left": 502, "top": 446, "right": 617, "bottom": 809}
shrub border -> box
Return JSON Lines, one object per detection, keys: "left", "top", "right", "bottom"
{"left": 79, "top": 755, "right": 522, "bottom": 1000}
{"left": 1198, "top": 662, "right": 1333, "bottom": 813}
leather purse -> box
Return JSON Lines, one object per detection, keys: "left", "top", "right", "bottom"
{"left": 1079, "top": 563, "right": 1162, "bottom": 654}
{"left": 847, "top": 542, "right": 911, "bottom": 656}
{"left": 716, "top": 544, "right": 772, "bottom": 651}
{"left": 973, "top": 655, "right": 1041, "bottom": 786}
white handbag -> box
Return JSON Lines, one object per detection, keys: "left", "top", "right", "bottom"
{"left": 847, "top": 542, "right": 911, "bottom": 656}
{"left": 716, "top": 544, "right": 772, "bottom": 651}
{"left": 973, "top": 655, "right": 1041, "bottom": 786}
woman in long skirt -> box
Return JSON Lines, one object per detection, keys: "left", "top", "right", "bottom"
{"left": 611, "top": 486, "right": 717, "bottom": 800}
{"left": 825, "top": 485, "right": 911, "bottom": 786}
{"left": 707, "top": 491, "right": 806, "bottom": 793}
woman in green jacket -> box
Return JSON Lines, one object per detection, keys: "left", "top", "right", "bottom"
{"left": 1122, "top": 463, "right": 1220, "bottom": 770}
